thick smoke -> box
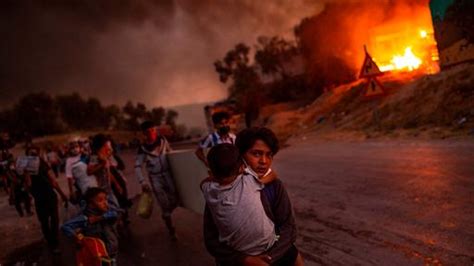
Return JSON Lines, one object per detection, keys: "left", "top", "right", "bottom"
{"left": 0, "top": 0, "right": 322, "bottom": 108}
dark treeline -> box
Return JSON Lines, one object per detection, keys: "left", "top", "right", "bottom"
{"left": 0, "top": 92, "right": 178, "bottom": 138}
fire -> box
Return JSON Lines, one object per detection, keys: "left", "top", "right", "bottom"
{"left": 419, "top": 30, "right": 428, "bottom": 39}
{"left": 379, "top": 47, "right": 422, "bottom": 72}
{"left": 368, "top": 14, "right": 440, "bottom": 75}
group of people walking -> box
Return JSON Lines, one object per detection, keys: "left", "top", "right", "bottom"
{"left": 0, "top": 110, "right": 303, "bottom": 266}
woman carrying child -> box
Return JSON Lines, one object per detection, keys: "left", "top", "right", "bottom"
{"left": 203, "top": 127, "right": 304, "bottom": 266}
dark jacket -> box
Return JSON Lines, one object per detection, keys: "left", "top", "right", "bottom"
{"left": 203, "top": 179, "right": 297, "bottom": 265}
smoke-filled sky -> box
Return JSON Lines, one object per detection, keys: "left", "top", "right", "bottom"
{"left": 0, "top": 0, "right": 324, "bottom": 108}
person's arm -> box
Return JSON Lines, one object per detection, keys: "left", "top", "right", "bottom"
{"left": 47, "top": 168, "right": 67, "bottom": 202}
{"left": 163, "top": 137, "right": 172, "bottom": 153}
{"left": 203, "top": 205, "right": 247, "bottom": 265}
{"left": 65, "top": 159, "right": 76, "bottom": 200}
{"left": 196, "top": 136, "right": 211, "bottom": 167}
{"left": 87, "top": 158, "right": 106, "bottom": 176}
{"left": 61, "top": 214, "right": 88, "bottom": 238}
{"left": 258, "top": 170, "right": 277, "bottom": 185}
{"left": 114, "top": 155, "right": 126, "bottom": 171}
{"left": 88, "top": 210, "right": 119, "bottom": 224}
{"left": 109, "top": 169, "right": 123, "bottom": 195}
{"left": 195, "top": 147, "right": 208, "bottom": 167}
{"left": 262, "top": 180, "right": 297, "bottom": 263}
{"left": 134, "top": 151, "right": 149, "bottom": 191}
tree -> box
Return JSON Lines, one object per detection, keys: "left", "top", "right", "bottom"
{"left": 254, "top": 36, "right": 299, "bottom": 79}
{"left": 84, "top": 97, "right": 107, "bottom": 129}
{"left": 165, "top": 109, "right": 178, "bottom": 128}
{"left": 56, "top": 93, "right": 88, "bottom": 130}
{"left": 104, "top": 104, "right": 124, "bottom": 130}
{"left": 148, "top": 107, "right": 165, "bottom": 126}
{"left": 214, "top": 43, "right": 261, "bottom": 100}
{"left": 122, "top": 101, "right": 149, "bottom": 131}
{"left": 14, "top": 92, "right": 64, "bottom": 136}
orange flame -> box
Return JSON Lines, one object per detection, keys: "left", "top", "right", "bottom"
{"left": 379, "top": 47, "right": 422, "bottom": 72}
{"left": 369, "top": 23, "right": 439, "bottom": 75}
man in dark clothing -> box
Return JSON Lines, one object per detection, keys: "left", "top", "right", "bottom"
{"left": 203, "top": 127, "right": 303, "bottom": 266}
{"left": 21, "top": 146, "right": 68, "bottom": 253}
{"left": 7, "top": 161, "right": 33, "bottom": 217}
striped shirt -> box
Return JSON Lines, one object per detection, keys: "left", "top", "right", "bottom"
{"left": 199, "top": 132, "right": 236, "bottom": 149}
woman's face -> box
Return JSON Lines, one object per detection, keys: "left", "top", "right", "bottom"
{"left": 242, "top": 140, "right": 273, "bottom": 178}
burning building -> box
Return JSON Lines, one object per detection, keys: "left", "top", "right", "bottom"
{"left": 296, "top": 0, "right": 451, "bottom": 86}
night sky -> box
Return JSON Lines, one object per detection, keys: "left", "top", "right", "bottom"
{"left": 0, "top": 0, "right": 322, "bottom": 108}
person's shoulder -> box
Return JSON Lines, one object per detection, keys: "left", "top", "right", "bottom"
{"left": 202, "top": 133, "right": 213, "bottom": 141}
{"left": 265, "top": 178, "right": 284, "bottom": 190}
{"left": 199, "top": 133, "right": 213, "bottom": 146}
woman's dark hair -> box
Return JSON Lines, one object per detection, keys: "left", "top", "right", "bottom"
{"left": 91, "top": 133, "right": 110, "bottom": 154}
{"left": 84, "top": 187, "right": 107, "bottom": 204}
{"left": 207, "top": 143, "right": 241, "bottom": 179}
{"left": 235, "top": 127, "right": 279, "bottom": 156}
{"left": 211, "top": 111, "right": 230, "bottom": 125}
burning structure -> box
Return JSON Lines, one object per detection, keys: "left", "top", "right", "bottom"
{"left": 297, "top": 0, "right": 446, "bottom": 87}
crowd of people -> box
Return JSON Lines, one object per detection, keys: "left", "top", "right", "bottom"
{"left": 0, "top": 110, "right": 303, "bottom": 266}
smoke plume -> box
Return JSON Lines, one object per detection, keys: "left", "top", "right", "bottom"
{"left": 0, "top": 0, "right": 322, "bottom": 108}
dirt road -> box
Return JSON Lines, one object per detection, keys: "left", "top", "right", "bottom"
{"left": 1, "top": 137, "right": 473, "bottom": 265}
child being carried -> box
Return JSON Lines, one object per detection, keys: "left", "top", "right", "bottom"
{"left": 201, "top": 143, "right": 278, "bottom": 256}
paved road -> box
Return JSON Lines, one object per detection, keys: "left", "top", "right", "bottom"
{"left": 274, "top": 136, "right": 474, "bottom": 265}
{"left": 2, "top": 138, "right": 473, "bottom": 265}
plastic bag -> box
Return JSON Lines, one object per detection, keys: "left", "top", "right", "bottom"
{"left": 136, "top": 191, "right": 154, "bottom": 219}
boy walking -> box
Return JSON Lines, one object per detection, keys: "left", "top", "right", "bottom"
{"left": 195, "top": 111, "right": 236, "bottom": 166}
{"left": 62, "top": 187, "right": 119, "bottom": 265}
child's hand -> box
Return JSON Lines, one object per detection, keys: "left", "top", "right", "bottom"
{"left": 200, "top": 176, "right": 214, "bottom": 189}
{"left": 88, "top": 215, "right": 103, "bottom": 224}
{"left": 259, "top": 170, "right": 277, "bottom": 185}
{"left": 74, "top": 233, "right": 84, "bottom": 245}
